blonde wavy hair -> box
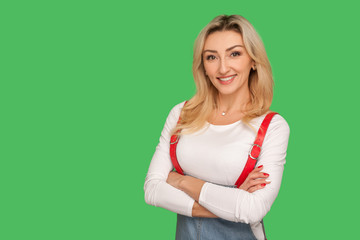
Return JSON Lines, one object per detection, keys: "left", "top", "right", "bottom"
{"left": 172, "top": 14, "right": 274, "bottom": 136}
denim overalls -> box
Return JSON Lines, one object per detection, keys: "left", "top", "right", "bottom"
{"left": 170, "top": 108, "right": 276, "bottom": 240}
{"left": 175, "top": 182, "right": 257, "bottom": 240}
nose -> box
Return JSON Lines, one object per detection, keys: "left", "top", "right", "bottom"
{"left": 219, "top": 57, "right": 230, "bottom": 75}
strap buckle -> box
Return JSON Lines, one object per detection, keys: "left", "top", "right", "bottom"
{"left": 249, "top": 144, "right": 261, "bottom": 160}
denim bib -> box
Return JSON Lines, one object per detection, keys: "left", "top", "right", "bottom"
{"left": 175, "top": 182, "right": 257, "bottom": 240}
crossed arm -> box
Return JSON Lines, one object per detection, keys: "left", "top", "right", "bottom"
{"left": 166, "top": 166, "right": 270, "bottom": 218}
{"left": 144, "top": 102, "right": 290, "bottom": 223}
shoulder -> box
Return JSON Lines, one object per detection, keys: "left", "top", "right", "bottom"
{"left": 168, "top": 100, "right": 187, "bottom": 118}
{"left": 267, "top": 113, "right": 290, "bottom": 131}
{"left": 269, "top": 113, "right": 290, "bottom": 135}
{"left": 164, "top": 100, "right": 187, "bottom": 125}
{"left": 250, "top": 112, "right": 290, "bottom": 137}
{"left": 263, "top": 113, "right": 290, "bottom": 143}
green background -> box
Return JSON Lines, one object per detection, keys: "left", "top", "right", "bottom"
{"left": 1, "top": 0, "right": 359, "bottom": 239}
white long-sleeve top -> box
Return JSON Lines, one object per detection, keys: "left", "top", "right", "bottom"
{"left": 144, "top": 101, "right": 290, "bottom": 240}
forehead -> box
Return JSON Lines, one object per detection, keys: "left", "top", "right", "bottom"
{"left": 203, "top": 30, "right": 244, "bottom": 51}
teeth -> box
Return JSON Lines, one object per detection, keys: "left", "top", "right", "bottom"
{"left": 219, "top": 75, "right": 236, "bottom": 81}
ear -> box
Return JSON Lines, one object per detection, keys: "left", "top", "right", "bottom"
{"left": 251, "top": 61, "right": 257, "bottom": 70}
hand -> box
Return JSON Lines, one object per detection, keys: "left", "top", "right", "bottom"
{"left": 239, "top": 165, "right": 270, "bottom": 193}
{"left": 166, "top": 171, "right": 184, "bottom": 189}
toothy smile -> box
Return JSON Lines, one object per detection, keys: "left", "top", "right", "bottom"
{"left": 217, "top": 74, "right": 237, "bottom": 81}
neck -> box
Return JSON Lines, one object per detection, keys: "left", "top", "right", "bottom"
{"left": 217, "top": 89, "right": 251, "bottom": 114}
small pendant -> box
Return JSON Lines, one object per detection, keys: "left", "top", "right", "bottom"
{"left": 221, "top": 112, "right": 226, "bottom": 116}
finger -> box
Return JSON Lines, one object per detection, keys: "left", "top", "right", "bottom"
{"left": 248, "top": 166, "right": 266, "bottom": 177}
{"left": 252, "top": 165, "right": 263, "bottom": 172}
{"left": 241, "top": 178, "right": 267, "bottom": 191}
{"left": 248, "top": 179, "right": 271, "bottom": 188}
{"left": 246, "top": 166, "right": 263, "bottom": 179}
{"left": 248, "top": 171, "right": 270, "bottom": 180}
{"left": 247, "top": 183, "right": 268, "bottom": 193}
{"left": 241, "top": 173, "right": 267, "bottom": 188}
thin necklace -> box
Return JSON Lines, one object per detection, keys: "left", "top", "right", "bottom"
{"left": 218, "top": 105, "right": 228, "bottom": 116}
{"left": 220, "top": 108, "right": 246, "bottom": 116}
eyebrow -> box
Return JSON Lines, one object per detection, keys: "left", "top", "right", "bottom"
{"left": 203, "top": 44, "right": 244, "bottom": 53}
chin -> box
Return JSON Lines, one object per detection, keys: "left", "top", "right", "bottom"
{"left": 217, "top": 89, "right": 238, "bottom": 96}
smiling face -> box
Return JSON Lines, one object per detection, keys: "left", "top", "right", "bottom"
{"left": 202, "top": 30, "right": 255, "bottom": 98}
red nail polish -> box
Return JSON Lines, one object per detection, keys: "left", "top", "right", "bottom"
{"left": 261, "top": 183, "right": 266, "bottom": 187}
{"left": 263, "top": 173, "right": 269, "bottom": 177}
{"left": 257, "top": 165, "right": 263, "bottom": 168}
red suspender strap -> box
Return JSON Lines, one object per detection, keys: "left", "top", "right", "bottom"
{"left": 235, "top": 112, "right": 278, "bottom": 188}
{"left": 169, "top": 101, "right": 188, "bottom": 175}
{"left": 170, "top": 104, "right": 278, "bottom": 181}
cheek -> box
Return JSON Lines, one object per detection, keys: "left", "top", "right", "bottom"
{"left": 203, "top": 62, "right": 217, "bottom": 75}
{"left": 231, "top": 61, "right": 252, "bottom": 73}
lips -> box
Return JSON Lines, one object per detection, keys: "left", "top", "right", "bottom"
{"left": 217, "top": 74, "right": 236, "bottom": 85}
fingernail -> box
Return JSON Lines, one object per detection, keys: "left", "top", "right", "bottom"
{"left": 261, "top": 183, "right": 266, "bottom": 187}
{"left": 257, "top": 165, "right": 263, "bottom": 168}
{"left": 266, "top": 180, "right": 271, "bottom": 183}
{"left": 263, "top": 173, "right": 269, "bottom": 177}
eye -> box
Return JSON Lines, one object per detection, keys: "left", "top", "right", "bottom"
{"left": 231, "top": 51, "right": 241, "bottom": 57}
{"left": 206, "top": 55, "right": 216, "bottom": 61}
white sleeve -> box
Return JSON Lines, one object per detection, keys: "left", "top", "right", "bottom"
{"left": 198, "top": 114, "right": 290, "bottom": 224}
{"left": 144, "top": 101, "right": 195, "bottom": 217}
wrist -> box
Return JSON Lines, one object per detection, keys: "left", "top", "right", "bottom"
{"left": 192, "top": 201, "right": 218, "bottom": 218}
{"left": 192, "top": 201, "right": 201, "bottom": 216}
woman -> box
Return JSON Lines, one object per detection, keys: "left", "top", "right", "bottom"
{"left": 144, "top": 14, "right": 290, "bottom": 240}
